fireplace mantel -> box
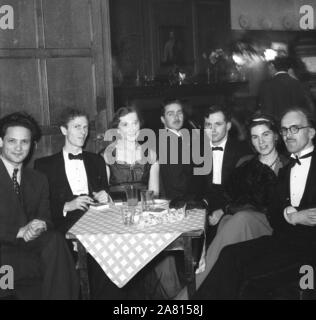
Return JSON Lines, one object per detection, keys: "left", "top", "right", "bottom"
{"left": 114, "top": 81, "right": 248, "bottom": 108}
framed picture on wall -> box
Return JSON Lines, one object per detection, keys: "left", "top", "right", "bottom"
{"left": 159, "top": 26, "right": 187, "bottom": 67}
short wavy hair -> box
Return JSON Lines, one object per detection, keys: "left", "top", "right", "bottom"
{"left": 160, "top": 98, "right": 184, "bottom": 118}
{"left": 203, "top": 104, "right": 232, "bottom": 123}
{"left": 58, "top": 108, "right": 89, "bottom": 128}
{"left": 0, "top": 112, "right": 41, "bottom": 142}
{"left": 281, "top": 106, "right": 315, "bottom": 128}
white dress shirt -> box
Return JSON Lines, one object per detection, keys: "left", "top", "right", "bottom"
{"left": 166, "top": 128, "right": 182, "bottom": 138}
{"left": 211, "top": 138, "right": 227, "bottom": 185}
{"left": 63, "top": 149, "right": 89, "bottom": 196}
{"left": 290, "top": 146, "right": 314, "bottom": 207}
{"left": 0, "top": 156, "right": 22, "bottom": 184}
{"left": 284, "top": 146, "right": 314, "bottom": 224}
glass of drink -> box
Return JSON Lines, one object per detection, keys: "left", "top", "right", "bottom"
{"left": 141, "top": 190, "right": 155, "bottom": 211}
{"left": 121, "top": 205, "right": 135, "bottom": 226}
{"left": 124, "top": 185, "right": 138, "bottom": 206}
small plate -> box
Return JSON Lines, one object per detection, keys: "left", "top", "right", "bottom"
{"left": 153, "top": 199, "right": 169, "bottom": 207}
{"left": 90, "top": 203, "right": 110, "bottom": 210}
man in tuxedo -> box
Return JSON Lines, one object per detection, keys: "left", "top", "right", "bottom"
{"left": 34, "top": 108, "right": 109, "bottom": 233}
{"left": 258, "top": 56, "right": 314, "bottom": 120}
{"left": 202, "top": 105, "right": 250, "bottom": 224}
{"left": 0, "top": 112, "right": 79, "bottom": 299}
{"left": 159, "top": 98, "right": 195, "bottom": 200}
{"left": 34, "top": 108, "right": 126, "bottom": 300}
{"left": 194, "top": 107, "right": 316, "bottom": 299}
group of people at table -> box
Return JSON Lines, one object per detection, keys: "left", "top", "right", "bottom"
{"left": 0, "top": 94, "right": 316, "bottom": 299}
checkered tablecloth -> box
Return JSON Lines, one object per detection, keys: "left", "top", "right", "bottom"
{"left": 69, "top": 206, "right": 205, "bottom": 288}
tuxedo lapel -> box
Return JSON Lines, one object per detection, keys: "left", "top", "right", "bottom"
{"left": 298, "top": 152, "right": 316, "bottom": 208}
{"left": 222, "top": 138, "right": 235, "bottom": 183}
{"left": 280, "top": 162, "right": 292, "bottom": 208}
{"left": 82, "top": 152, "right": 94, "bottom": 194}
{"left": 55, "top": 152, "right": 73, "bottom": 198}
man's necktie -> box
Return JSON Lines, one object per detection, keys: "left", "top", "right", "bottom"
{"left": 212, "top": 147, "right": 223, "bottom": 151}
{"left": 12, "top": 168, "right": 21, "bottom": 197}
{"left": 68, "top": 153, "right": 83, "bottom": 160}
{"left": 291, "top": 151, "right": 313, "bottom": 166}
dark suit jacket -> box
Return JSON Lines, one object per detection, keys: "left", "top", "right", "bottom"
{"left": 258, "top": 73, "right": 315, "bottom": 119}
{"left": 34, "top": 151, "right": 108, "bottom": 232}
{"left": 269, "top": 150, "right": 316, "bottom": 244}
{"left": 204, "top": 137, "right": 251, "bottom": 212}
{"left": 0, "top": 159, "right": 51, "bottom": 257}
{"left": 159, "top": 130, "right": 194, "bottom": 200}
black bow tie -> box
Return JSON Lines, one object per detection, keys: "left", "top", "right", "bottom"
{"left": 68, "top": 153, "right": 83, "bottom": 160}
{"left": 212, "top": 147, "right": 223, "bottom": 151}
{"left": 291, "top": 151, "right": 313, "bottom": 166}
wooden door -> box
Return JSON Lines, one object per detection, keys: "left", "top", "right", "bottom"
{"left": 0, "top": 0, "right": 113, "bottom": 160}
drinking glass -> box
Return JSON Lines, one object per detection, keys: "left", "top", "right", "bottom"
{"left": 121, "top": 206, "right": 135, "bottom": 226}
{"left": 141, "top": 190, "right": 155, "bottom": 211}
{"left": 124, "top": 185, "right": 138, "bottom": 206}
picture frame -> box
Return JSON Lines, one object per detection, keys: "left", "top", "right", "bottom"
{"left": 158, "top": 26, "right": 187, "bottom": 67}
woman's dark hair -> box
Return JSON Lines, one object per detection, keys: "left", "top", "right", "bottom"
{"left": 110, "top": 106, "right": 144, "bottom": 129}
{"left": 0, "top": 111, "right": 41, "bottom": 142}
{"left": 246, "top": 111, "right": 283, "bottom": 152}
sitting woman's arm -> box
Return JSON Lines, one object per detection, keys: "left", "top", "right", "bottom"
{"left": 149, "top": 161, "right": 159, "bottom": 196}
{"left": 148, "top": 149, "right": 159, "bottom": 196}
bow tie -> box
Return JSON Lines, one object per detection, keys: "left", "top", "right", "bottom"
{"left": 212, "top": 147, "right": 223, "bottom": 151}
{"left": 68, "top": 153, "right": 83, "bottom": 160}
{"left": 291, "top": 151, "right": 313, "bottom": 166}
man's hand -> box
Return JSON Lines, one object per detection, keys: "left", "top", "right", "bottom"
{"left": 17, "top": 219, "right": 47, "bottom": 242}
{"left": 209, "top": 209, "right": 224, "bottom": 226}
{"left": 92, "top": 190, "right": 109, "bottom": 204}
{"left": 284, "top": 206, "right": 298, "bottom": 225}
{"left": 64, "top": 195, "right": 94, "bottom": 212}
{"left": 292, "top": 208, "right": 316, "bottom": 226}
{"left": 30, "top": 219, "right": 47, "bottom": 234}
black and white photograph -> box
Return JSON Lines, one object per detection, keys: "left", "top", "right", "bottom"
{"left": 1, "top": 0, "right": 316, "bottom": 306}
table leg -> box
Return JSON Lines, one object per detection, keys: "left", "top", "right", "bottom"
{"left": 183, "top": 236, "right": 196, "bottom": 299}
{"left": 76, "top": 240, "right": 90, "bottom": 300}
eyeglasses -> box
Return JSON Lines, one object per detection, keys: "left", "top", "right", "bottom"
{"left": 280, "top": 125, "right": 310, "bottom": 136}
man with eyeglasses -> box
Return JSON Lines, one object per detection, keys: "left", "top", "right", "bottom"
{"left": 192, "top": 107, "right": 316, "bottom": 299}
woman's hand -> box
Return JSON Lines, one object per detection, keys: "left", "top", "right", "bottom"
{"left": 209, "top": 209, "right": 224, "bottom": 226}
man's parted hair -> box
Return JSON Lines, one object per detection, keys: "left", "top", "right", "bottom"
{"left": 203, "top": 104, "right": 232, "bottom": 123}
{"left": 160, "top": 98, "right": 184, "bottom": 117}
{"left": 281, "top": 106, "right": 315, "bottom": 128}
{"left": 0, "top": 112, "right": 41, "bottom": 142}
{"left": 58, "top": 108, "right": 89, "bottom": 128}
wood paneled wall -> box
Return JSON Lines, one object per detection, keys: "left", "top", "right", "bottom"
{"left": 0, "top": 0, "right": 113, "bottom": 161}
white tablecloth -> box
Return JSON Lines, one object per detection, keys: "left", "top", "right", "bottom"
{"left": 69, "top": 206, "right": 205, "bottom": 287}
